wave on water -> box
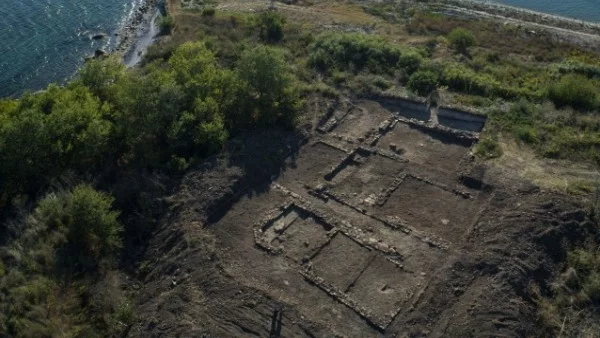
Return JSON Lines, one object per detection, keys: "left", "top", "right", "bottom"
{"left": 0, "top": 0, "right": 148, "bottom": 97}
{"left": 480, "top": 0, "right": 600, "bottom": 23}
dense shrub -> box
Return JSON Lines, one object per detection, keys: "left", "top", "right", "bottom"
{"left": 38, "top": 185, "right": 123, "bottom": 268}
{"left": 548, "top": 74, "right": 598, "bottom": 111}
{"left": 407, "top": 70, "right": 438, "bottom": 96}
{"left": 234, "top": 45, "right": 301, "bottom": 128}
{"left": 255, "top": 11, "right": 285, "bottom": 43}
{"left": 112, "top": 42, "right": 238, "bottom": 163}
{"left": 309, "top": 32, "right": 402, "bottom": 74}
{"left": 556, "top": 60, "right": 600, "bottom": 79}
{"left": 398, "top": 49, "right": 424, "bottom": 75}
{"left": 447, "top": 28, "right": 476, "bottom": 54}
{"left": 65, "top": 185, "right": 122, "bottom": 267}
{"left": 442, "top": 63, "right": 502, "bottom": 97}
{"left": 513, "top": 125, "right": 538, "bottom": 144}
{"left": 0, "top": 186, "right": 127, "bottom": 337}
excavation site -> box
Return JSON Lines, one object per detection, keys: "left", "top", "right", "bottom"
{"left": 130, "top": 98, "right": 589, "bottom": 337}
{"left": 3, "top": 0, "right": 600, "bottom": 335}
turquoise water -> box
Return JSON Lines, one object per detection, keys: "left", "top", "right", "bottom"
{"left": 0, "top": 0, "right": 143, "bottom": 97}
{"left": 1, "top": 0, "right": 599, "bottom": 97}
{"left": 486, "top": 0, "right": 600, "bottom": 23}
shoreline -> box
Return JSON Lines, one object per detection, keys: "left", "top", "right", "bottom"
{"left": 421, "top": 0, "right": 600, "bottom": 51}
{"left": 113, "top": 0, "right": 161, "bottom": 66}
{"left": 436, "top": 0, "right": 600, "bottom": 32}
{"left": 429, "top": 0, "right": 600, "bottom": 32}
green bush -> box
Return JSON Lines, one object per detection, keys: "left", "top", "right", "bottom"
{"left": 548, "top": 74, "right": 598, "bottom": 111}
{"left": 513, "top": 125, "right": 538, "bottom": 144}
{"left": 38, "top": 185, "right": 123, "bottom": 268}
{"left": 113, "top": 42, "right": 236, "bottom": 162}
{"left": 309, "top": 32, "right": 402, "bottom": 74}
{"left": 398, "top": 49, "right": 424, "bottom": 75}
{"left": 407, "top": 70, "right": 438, "bottom": 96}
{"left": 474, "top": 137, "right": 502, "bottom": 159}
{"left": 442, "top": 63, "right": 503, "bottom": 97}
{"left": 447, "top": 28, "right": 476, "bottom": 54}
{"left": 255, "top": 11, "right": 285, "bottom": 43}
{"left": 67, "top": 185, "right": 122, "bottom": 267}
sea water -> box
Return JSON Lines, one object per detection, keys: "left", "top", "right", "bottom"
{"left": 0, "top": 0, "right": 144, "bottom": 97}
{"left": 484, "top": 0, "right": 600, "bottom": 23}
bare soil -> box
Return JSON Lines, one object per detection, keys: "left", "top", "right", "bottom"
{"left": 127, "top": 98, "right": 589, "bottom": 337}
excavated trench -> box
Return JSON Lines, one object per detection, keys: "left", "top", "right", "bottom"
{"left": 374, "top": 96, "right": 487, "bottom": 133}
{"left": 436, "top": 106, "right": 487, "bottom": 132}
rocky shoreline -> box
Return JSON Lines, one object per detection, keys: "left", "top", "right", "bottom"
{"left": 93, "top": 0, "right": 161, "bottom": 65}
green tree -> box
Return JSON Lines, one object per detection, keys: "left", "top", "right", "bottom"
{"left": 235, "top": 45, "right": 301, "bottom": 129}
{"left": 112, "top": 42, "right": 235, "bottom": 163}
{"left": 77, "top": 56, "right": 125, "bottom": 102}
{"left": 255, "top": 11, "right": 286, "bottom": 43}
{"left": 168, "top": 41, "right": 238, "bottom": 108}
{"left": 0, "top": 108, "right": 53, "bottom": 194}
{"left": 167, "top": 97, "right": 228, "bottom": 156}
{"left": 44, "top": 85, "right": 112, "bottom": 170}
{"left": 448, "top": 28, "right": 476, "bottom": 54}
{"left": 34, "top": 185, "right": 123, "bottom": 269}
{"left": 62, "top": 185, "right": 122, "bottom": 268}
{"left": 0, "top": 85, "right": 111, "bottom": 195}
{"left": 167, "top": 42, "right": 236, "bottom": 156}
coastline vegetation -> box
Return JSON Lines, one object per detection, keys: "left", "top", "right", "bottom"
{"left": 1, "top": 1, "right": 600, "bottom": 336}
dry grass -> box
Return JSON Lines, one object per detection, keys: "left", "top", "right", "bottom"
{"left": 492, "top": 136, "right": 600, "bottom": 194}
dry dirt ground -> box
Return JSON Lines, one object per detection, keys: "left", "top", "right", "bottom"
{"left": 128, "top": 97, "right": 588, "bottom": 337}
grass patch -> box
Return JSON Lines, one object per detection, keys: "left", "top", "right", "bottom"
{"left": 447, "top": 28, "right": 476, "bottom": 54}
{"left": 474, "top": 137, "right": 503, "bottom": 159}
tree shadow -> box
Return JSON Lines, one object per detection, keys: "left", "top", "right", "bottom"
{"left": 205, "top": 127, "right": 305, "bottom": 224}
{"left": 269, "top": 305, "right": 283, "bottom": 338}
